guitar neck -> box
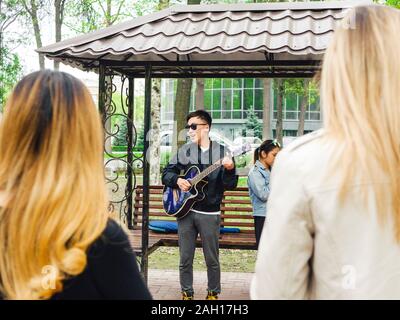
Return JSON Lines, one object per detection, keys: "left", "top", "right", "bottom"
{"left": 191, "top": 159, "right": 223, "bottom": 185}
{"left": 187, "top": 143, "right": 250, "bottom": 185}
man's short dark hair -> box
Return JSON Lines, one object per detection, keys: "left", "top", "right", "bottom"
{"left": 186, "top": 110, "right": 212, "bottom": 127}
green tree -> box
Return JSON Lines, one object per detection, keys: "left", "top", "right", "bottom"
{"left": 64, "top": 0, "right": 137, "bottom": 154}
{"left": 0, "top": 46, "right": 22, "bottom": 111}
{"left": 387, "top": 0, "right": 400, "bottom": 8}
{"left": 64, "top": 0, "right": 138, "bottom": 34}
{"left": 18, "top": 0, "right": 48, "bottom": 70}
{"left": 0, "top": 0, "right": 24, "bottom": 110}
{"left": 274, "top": 79, "right": 284, "bottom": 144}
{"left": 54, "top": 0, "right": 67, "bottom": 70}
{"left": 297, "top": 79, "right": 309, "bottom": 136}
{"left": 171, "top": 0, "right": 201, "bottom": 155}
{"left": 149, "top": 0, "right": 170, "bottom": 184}
{"left": 113, "top": 119, "right": 128, "bottom": 147}
{"left": 242, "top": 108, "right": 262, "bottom": 139}
{"left": 136, "top": 124, "right": 144, "bottom": 151}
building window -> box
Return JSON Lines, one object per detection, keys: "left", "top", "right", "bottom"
{"left": 160, "top": 79, "right": 176, "bottom": 121}
{"left": 161, "top": 79, "right": 321, "bottom": 122}
{"left": 272, "top": 85, "right": 321, "bottom": 121}
{"left": 201, "top": 78, "right": 264, "bottom": 120}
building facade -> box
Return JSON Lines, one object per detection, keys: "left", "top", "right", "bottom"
{"left": 160, "top": 78, "right": 322, "bottom": 140}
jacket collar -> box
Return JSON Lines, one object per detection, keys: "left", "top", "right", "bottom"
{"left": 255, "top": 160, "right": 268, "bottom": 171}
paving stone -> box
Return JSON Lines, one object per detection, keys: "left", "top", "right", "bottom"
{"left": 148, "top": 269, "right": 253, "bottom": 300}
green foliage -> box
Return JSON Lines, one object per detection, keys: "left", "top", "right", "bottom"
{"left": 308, "top": 80, "right": 319, "bottom": 106}
{"left": 64, "top": 0, "right": 139, "bottom": 34}
{"left": 134, "top": 94, "right": 144, "bottom": 124}
{"left": 136, "top": 124, "right": 144, "bottom": 150}
{"left": 236, "top": 152, "right": 253, "bottom": 169}
{"left": 64, "top": 0, "right": 102, "bottom": 33}
{"left": 113, "top": 118, "right": 128, "bottom": 146}
{"left": 160, "top": 150, "right": 171, "bottom": 171}
{"left": 0, "top": 47, "right": 22, "bottom": 111}
{"left": 0, "top": 0, "right": 26, "bottom": 110}
{"left": 387, "top": 0, "right": 400, "bottom": 8}
{"left": 242, "top": 108, "right": 262, "bottom": 139}
{"left": 112, "top": 118, "right": 144, "bottom": 151}
{"left": 111, "top": 88, "right": 143, "bottom": 150}
{"left": 112, "top": 145, "right": 127, "bottom": 152}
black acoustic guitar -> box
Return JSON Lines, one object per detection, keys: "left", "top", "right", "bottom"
{"left": 162, "top": 144, "right": 251, "bottom": 219}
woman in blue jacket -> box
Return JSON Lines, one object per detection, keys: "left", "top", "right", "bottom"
{"left": 248, "top": 139, "right": 281, "bottom": 248}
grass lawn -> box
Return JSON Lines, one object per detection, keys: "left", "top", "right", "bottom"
{"left": 238, "top": 176, "right": 248, "bottom": 187}
{"left": 149, "top": 247, "right": 257, "bottom": 273}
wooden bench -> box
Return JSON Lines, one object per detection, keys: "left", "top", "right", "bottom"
{"left": 128, "top": 185, "right": 256, "bottom": 256}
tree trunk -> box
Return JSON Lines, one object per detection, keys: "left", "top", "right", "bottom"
{"left": 170, "top": 0, "right": 199, "bottom": 154}
{"left": 54, "top": 0, "right": 65, "bottom": 70}
{"left": 24, "top": 0, "right": 44, "bottom": 70}
{"left": 172, "top": 79, "right": 193, "bottom": 155}
{"left": 149, "top": 0, "right": 170, "bottom": 185}
{"left": 195, "top": 78, "right": 204, "bottom": 110}
{"left": 256, "top": 0, "right": 276, "bottom": 141}
{"left": 275, "top": 79, "right": 284, "bottom": 145}
{"left": 297, "top": 79, "right": 309, "bottom": 136}
{"left": 107, "top": 0, "right": 112, "bottom": 21}
{"left": 262, "top": 79, "right": 272, "bottom": 140}
{"left": 150, "top": 78, "right": 162, "bottom": 185}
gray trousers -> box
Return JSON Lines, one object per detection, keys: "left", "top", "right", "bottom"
{"left": 177, "top": 211, "right": 221, "bottom": 295}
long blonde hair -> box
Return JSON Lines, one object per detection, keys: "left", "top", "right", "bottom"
{"left": 321, "top": 6, "right": 400, "bottom": 239}
{"left": 0, "top": 71, "right": 109, "bottom": 299}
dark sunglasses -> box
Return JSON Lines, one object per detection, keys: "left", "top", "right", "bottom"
{"left": 185, "top": 123, "right": 208, "bottom": 130}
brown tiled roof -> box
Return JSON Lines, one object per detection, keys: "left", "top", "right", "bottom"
{"left": 37, "top": 1, "right": 372, "bottom": 77}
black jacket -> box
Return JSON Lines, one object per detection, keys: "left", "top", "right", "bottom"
{"left": 162, "top": 140, "right": 238, "bottom": 212}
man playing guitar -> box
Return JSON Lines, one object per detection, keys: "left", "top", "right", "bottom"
{"left": 162, "top": 110, "right": 238, "bottom": 300}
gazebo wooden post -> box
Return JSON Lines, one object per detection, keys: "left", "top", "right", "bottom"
{"left": 127, "top": 76, "right": 134, "bottom": 230}
{"left": 98, "top": 64, "right": 106, "bottom": 121}
{"left": 141, "top": 65, "right": 152, "bottom": 281}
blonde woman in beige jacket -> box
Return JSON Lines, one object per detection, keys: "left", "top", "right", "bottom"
{"left": 251, "top": 4, "right": 400, "bottom": 300}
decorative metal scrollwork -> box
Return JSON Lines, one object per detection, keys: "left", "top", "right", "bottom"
{"left": 101, "top": 70, "right": 143, "bottom": 229}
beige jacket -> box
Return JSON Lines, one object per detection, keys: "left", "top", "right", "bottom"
{"left": 251, "top": 130, "right": 400, "bottom": 299}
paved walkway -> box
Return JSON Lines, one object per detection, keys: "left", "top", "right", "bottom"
{"left": 148, "top": 269, "right": 253, "bottom": 300}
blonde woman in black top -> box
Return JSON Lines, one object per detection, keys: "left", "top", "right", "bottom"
{"left": 0, "top": 71, "right": 151, "bottom": 300}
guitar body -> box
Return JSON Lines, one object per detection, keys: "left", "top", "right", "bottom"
{"left": 162, "top": 143, "right": 251, "bottom": 220}
{"left": 162, "top": 165, "right": 208, "bottom": 219}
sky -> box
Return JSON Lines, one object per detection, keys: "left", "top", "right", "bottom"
{"left": 8, "top": 5, "right": 148, "bottom": 99}
{"left": 10, "top": 12, "right": 97, "bottom": 82}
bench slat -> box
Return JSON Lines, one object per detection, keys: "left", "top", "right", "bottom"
{"left": 135, "top": 196, "right": 164, "bottom": 202}
{"left": 223, "top": 192, "right": 250, "bottom": 197}
{"left": 132, "top": 185, "right": 256, "bottom": 252}
{"left": 221, "top": 221, "right": 254, "bottom": 227}
{"left": 221, "top": 199, "right": 251, "bottom": 204}
{"left": 221, "top": 206, "right": 252, "bottom": 212}
{"left": 221, "top": 214, "right": 253, "bottom": 219}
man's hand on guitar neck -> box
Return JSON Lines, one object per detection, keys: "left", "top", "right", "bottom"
{"left": 222, "top": 156, "right": 235, "bottom": 171}
{"left": 177, "top": 178, "right": 191, "bottom": 192}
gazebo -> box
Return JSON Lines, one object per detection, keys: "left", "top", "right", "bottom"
{"left": 37, "top": 0, "right": 371, "bottom": 281}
